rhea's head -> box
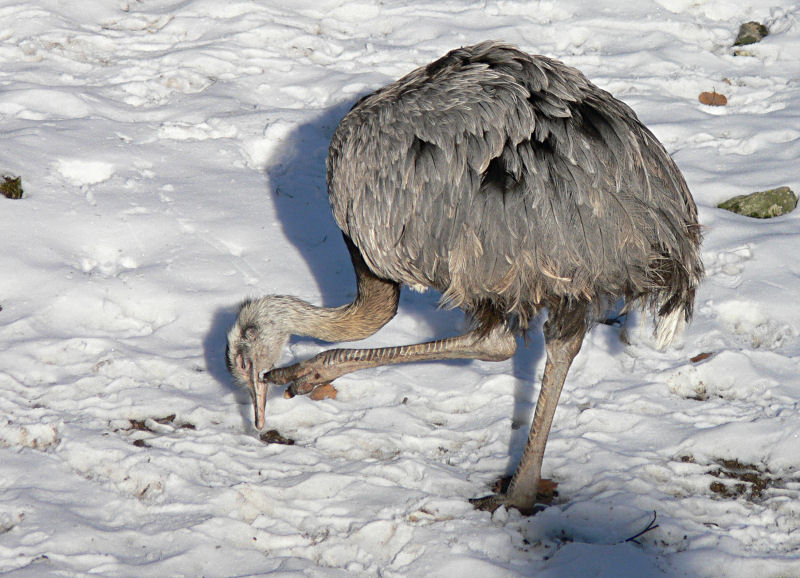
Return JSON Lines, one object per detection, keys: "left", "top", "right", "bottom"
{"left": 226, "top": 297, "right": 290, "bottom": 430}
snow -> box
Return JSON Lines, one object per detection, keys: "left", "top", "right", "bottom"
{"left": 1, "top": 0, "right": 799, "bottom": 575}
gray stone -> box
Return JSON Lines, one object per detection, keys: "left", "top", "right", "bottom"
{"left": 718, "top": 186, "right": 797, "bottom": 219}
{"left": 734, "top": 21, "right": 769, "bottom": 46}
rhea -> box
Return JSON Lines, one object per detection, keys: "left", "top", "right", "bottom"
{"left": 226, "top": 42, "right": 703, "bottom": 514}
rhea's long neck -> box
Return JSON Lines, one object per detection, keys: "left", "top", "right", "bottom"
{"left": 279, "top": 254, "right": 400, "bottom": 344}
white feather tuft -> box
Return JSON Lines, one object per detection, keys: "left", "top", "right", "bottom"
{"left": 655, "top": 306, "right": 686, "bottom": 350}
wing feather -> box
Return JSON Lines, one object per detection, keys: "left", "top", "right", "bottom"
{"left": 328, "top": 41, "right": 703, "bottom": 331}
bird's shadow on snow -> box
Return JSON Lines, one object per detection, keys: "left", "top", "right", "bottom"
{"left": 204, "top": 304, "right": 254, "bottom": 425}
{"left": 203, "top": 103, "right": 357, "bottom": 427}
{"left": 265, "top": 101, "right": 471, "bottom": 338}
{"left": 497, "top": 313, "right": 630, "bottom": 477}
{"left": 508, "top": 320, "right": 546, "bottom": 470}
{"left": 265, "top": 103, "right": 351, "bottom": 305}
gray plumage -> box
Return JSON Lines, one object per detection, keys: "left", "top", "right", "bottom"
{"left": 227, "top": 41, "right": 703, "bottom": 514}
{"left": 328, "top": 41, "right": 702, "bottom": 335}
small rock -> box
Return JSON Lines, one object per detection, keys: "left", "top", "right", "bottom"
{"left": 734, "top": 21, "right": 769, "bottom": 46}
{"left": 718, "top": 186, "right": 797, "bottom": 219}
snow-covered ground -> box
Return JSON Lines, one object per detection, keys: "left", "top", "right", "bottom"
{"left": 2, "top": 0, "right": 799, "bottom": 575}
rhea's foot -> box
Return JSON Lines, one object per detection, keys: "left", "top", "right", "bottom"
{"left": 470, "top": 478, "right": 558, "bottom": 516}
{"left": 266, "top": 354, "right": 344, "bottom": 396}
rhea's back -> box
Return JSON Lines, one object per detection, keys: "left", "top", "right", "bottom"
{"left": 327, "top": 41, "right": 703, "bottom": 332}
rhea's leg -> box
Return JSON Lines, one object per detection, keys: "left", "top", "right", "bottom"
{"left": 264, "top": 324, "right": 517, "bottom": 395}
{"left": 503, "top": 326, "right": 584, "bottom": 513}
{"left": 471, "top": 305, "right": 586, "bottom": 515}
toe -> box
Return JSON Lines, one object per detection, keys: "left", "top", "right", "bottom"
{"left": 469, "top": 494, "right": 506, "bottom": 514}
{"left": 470, "top": 490, "right": 549, "bottom": 516}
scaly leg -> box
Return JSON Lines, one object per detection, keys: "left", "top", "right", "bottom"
{"left": 264, "top": 324, "right": 517, "bottom": 395}
{"left": 471, "top": 307, "right": 586, "bottom": 515}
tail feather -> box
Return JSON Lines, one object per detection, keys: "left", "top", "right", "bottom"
{"left": 654, "top": 305, "right": 686, "bottom": 350}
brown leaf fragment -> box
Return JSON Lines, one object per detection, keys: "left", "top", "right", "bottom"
{"left": 128, "top": 419, "right": 151, "bottom": 432}
{"left": 259, "top": 429, "right": 295, "bottom": 445}
{"left": 309, "top": 383, "right": 338, "bottom": 400}
{"left": 690, "top": 352, "right": 714, "bottom": 363}
{"left": 699, "top": 91, "right": 727, "bottom": 106}
{"left": 537, "top": 479, "right": 559, "bottom": 503}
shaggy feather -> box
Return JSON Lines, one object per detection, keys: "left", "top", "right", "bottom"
{"left": 329, "top": 41, "right": 703, "bottom": 338}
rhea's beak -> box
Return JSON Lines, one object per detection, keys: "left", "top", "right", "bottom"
{"left": 234, "top": 350, "right": 271, "bottom": 431}
{"left": 253, "top": 378, "right": 268, "bottom": 431}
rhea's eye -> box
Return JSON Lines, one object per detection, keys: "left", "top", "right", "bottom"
{"left": 236, "top": 354, "right": 251, "bottom": 373}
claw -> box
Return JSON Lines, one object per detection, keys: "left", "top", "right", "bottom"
{"left": 265, "top": 359, "right": 338, "bottom": 401}
{"left": 287, "top": 378, "right": 317, "bottom": 397}
{"left": 261, "top": 368, "right": 286, "bottom": 386}
{"left": 469, "top": 494, "right": 543, "bottom": 516}
{"left": 469, "top": 494, "right": 507, "bottom": 514}
{"left": 470, "top": 478, "right": 557, "bottom": 516}
{"left": 283, "top": 381, "right": 337, "bottom": 400}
